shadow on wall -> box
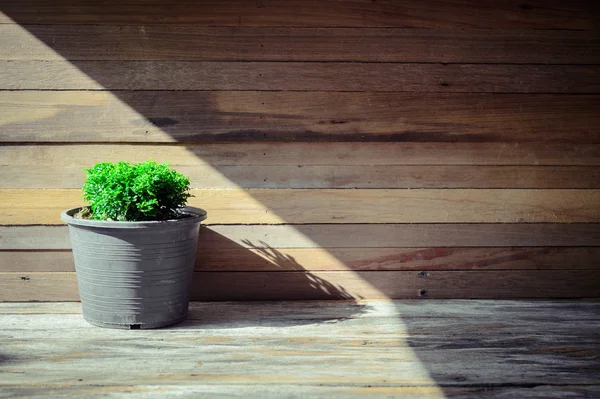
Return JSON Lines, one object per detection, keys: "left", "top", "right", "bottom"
{"left": 6, "top": 4, "right": 600, "bottom": 398}
{"left": 193, "top": 228, "right": 358, "bottom": 301}
{"left": 4, "top": 4, "right": 599, "bottom": 304}
{"left": 0, "top": 10, "right": 411, "bottom": 303}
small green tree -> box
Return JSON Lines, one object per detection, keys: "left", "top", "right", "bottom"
{"left": 82, "top": 161, "right": 192, "bottom": 221}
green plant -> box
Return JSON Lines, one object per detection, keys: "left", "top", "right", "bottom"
{"left": 82, "top": 161, "right": 192, "bottom": 221}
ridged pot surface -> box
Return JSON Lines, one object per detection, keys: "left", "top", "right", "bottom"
{"left": 61, "top": 207, "right": 206, "bottom": 329}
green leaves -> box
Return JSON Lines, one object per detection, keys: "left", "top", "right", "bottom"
{"left": 82, "top": 161, "right": 192, "bottom": 221}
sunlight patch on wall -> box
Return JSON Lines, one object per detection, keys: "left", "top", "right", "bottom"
{"left": 0, "top": 12, "right": 404, "bottom": 301}
{"left": 0, "top": 18, "right": 168, "bottom": 142}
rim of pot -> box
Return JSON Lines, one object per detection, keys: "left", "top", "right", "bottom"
{"left": 61, "top": 206, "right": 207, "bottom": 228}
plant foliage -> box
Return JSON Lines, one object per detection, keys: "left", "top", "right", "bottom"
{"left": 82, "top": 161, "right": 192, "bottom": 221}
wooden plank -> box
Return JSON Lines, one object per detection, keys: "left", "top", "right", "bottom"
{"left": 0, "top": 0, "right": 595, "bottom": 28}
{"left": 3, "top": 385, "right": 599, "bottom": 399}
{"left": 196, "top": 270, "right": 600, "bottom": 299}
{"left": 3, "top": 188, "right": 600, "bottom": 225}
{"left": 1, "top": 301, "right": 599, "bottom": 398}
{"left": 4, "top": 61, "right": 600, "bottom": 93}
{"left": 2, "top": 270, "right": 599, "bottom": 300}
{"left": 3, "top": 143, "right": 600, "bottom": 166}
{"left": 2, "top": 92, "right": 599, "bottom": 143}
{"left": 3, "top": 247, "right": 600, "bottom": 272}
{"left": 3, "top": 299, "right": 600, "bottom": 320}
{"left": 2, "top": 26, "right": 599, "bottom": 64}
{"left": 0, "top": 272, "right": 80, "bottom": 301}
{"left": 0, "top": 251, "right": 74, "bottom": 272}
{"left": 4, "top": 164, "right": 599, "bottom": 189}
{"left": 1, "top": 301, "right": 599, "bottom": 397}
{"left": 0, "top": 226, "right": 71, "bottom": 250}
{"left": 198, "top": 247, "right": 600, "bottom": 272}
{"left": 4, "top": 224, "right": 600, "bottom": 250}
{"left": 2, "top": 189, "right": 600, "bottom": 225}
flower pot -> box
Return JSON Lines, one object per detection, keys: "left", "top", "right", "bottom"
{"left": 61, "top": 207, "right": 207, "bottom": 329}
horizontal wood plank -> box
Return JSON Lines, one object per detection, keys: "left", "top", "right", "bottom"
{"left": 2, "top": 26, "right": 599, "bottom": 63}
{"left": 3, "top": 143, "right": 600, "bottom": 166}
{"left": 4, "top": 224, "right": 600, "bottom": 250}
{"left": 0, "top": 0, "right": 595, "bottom": 28}
{"left": 4, "top": 385, "right": 599, "bottom": 399}
{"left": 194, "top": 270, "right": 600, "bottom": 300}
{"left": 198, "top": 247, "right": 600, "bottom": 272}
{"left": 2, "top": 270, "right": 599, "bottom": 300}
{"left": 175, "top": 223, "right": 600, "bottom": 248}
{"left": 2, "top": 92, "right": 599, "bottom": 143}
{"left": 4, "top": 164, "right": 599, "bottom": 189}
{"left": 2, "top": 189, "right": 600, "bottom": 224}
{"left": 5, "top": 61, "right": 599, "bottom": 93}
{"left": 3, "top": 247, "right": 599, "bottom": 272}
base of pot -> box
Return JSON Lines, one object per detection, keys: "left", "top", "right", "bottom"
{"left": 82, "top": 313, "right": 188, "bottom": 329}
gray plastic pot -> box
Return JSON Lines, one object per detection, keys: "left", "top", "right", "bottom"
{"left": 61, "top": 207, "right": 207, "bottom": 329}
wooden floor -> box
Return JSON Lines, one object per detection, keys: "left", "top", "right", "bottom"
{"left": 1, "top": 301, "right": 599, "bottom": 398}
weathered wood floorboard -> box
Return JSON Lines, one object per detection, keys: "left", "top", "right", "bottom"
{"left": 3, "top": 189, "right": 600, "bottom": 224}
{"left": 1, "top": 301, "right": 599, "bottom": 398}
{"left": 3, "top": 247, "right": 600, "bottom": 272}
{"left": 1, "top": 0, "right": 595, "bottom": 28}
{"left": 2, "top": 92, "right": 599, "bottom": 143}
{"left": 3, "top": 143, "right": 600, "bottom": 166}
{"left": 4, "top": 224, "right": 600, "bottom": 250}
{"left": 4, "top": 165, "right": 600, "bottom": 189}
{"left": 2, "top": 26, "right": 598, "bottom": 63}
{"left": 4, "top": 61, "right": 599, "bottom": 93}
{"left": 2, "top": 270, "right": 599, "bottom": 301}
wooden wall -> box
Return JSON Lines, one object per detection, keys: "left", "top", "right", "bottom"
{"left": 1, "top": 1, "right": 599, "bottom": 300}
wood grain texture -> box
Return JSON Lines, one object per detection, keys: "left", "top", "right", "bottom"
{"left": 5, "top": 61, "right": 600, "bottom": 93}
{"left": 2, "top": 26, "right": 599, "bottom": 64}
{"left": 3, "top": 143, "right": 600, "bottom": 166}
{"left": 196, "top": 247, "right": 600, "bottom": 272}
{"left": 4, "top": 385, "right": 599, "bottom": 399}
{"left": 173, "top": 223, "right": 600, "bottom": 248}
{"left": 3, "top": 189, "right": 600, "bottom": 224}
{"left": 1, "top": 301, "right": 600, "bottom": 397}
{"left": 195, "top": 270, "right": 600, "bottom": 300}
{"left": 3, "top": 92, "right": 599, "bottom": 143}
{"left": 0, "top": 0, "right": 596, "bottom": 28}
{"left": 2, "top": 0, "right": 599, "bottom": 305}
{"left": 2, "top": 270, "right": 599, "bottom": 300}
{"left": 4, "top": 224, "right": 600, "bottom": 250}
{"left": 3, "top": 247, "right": 599, "bottom": 272}
{"left": 4, "top": 164, "right": 599, "bottom": 189}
